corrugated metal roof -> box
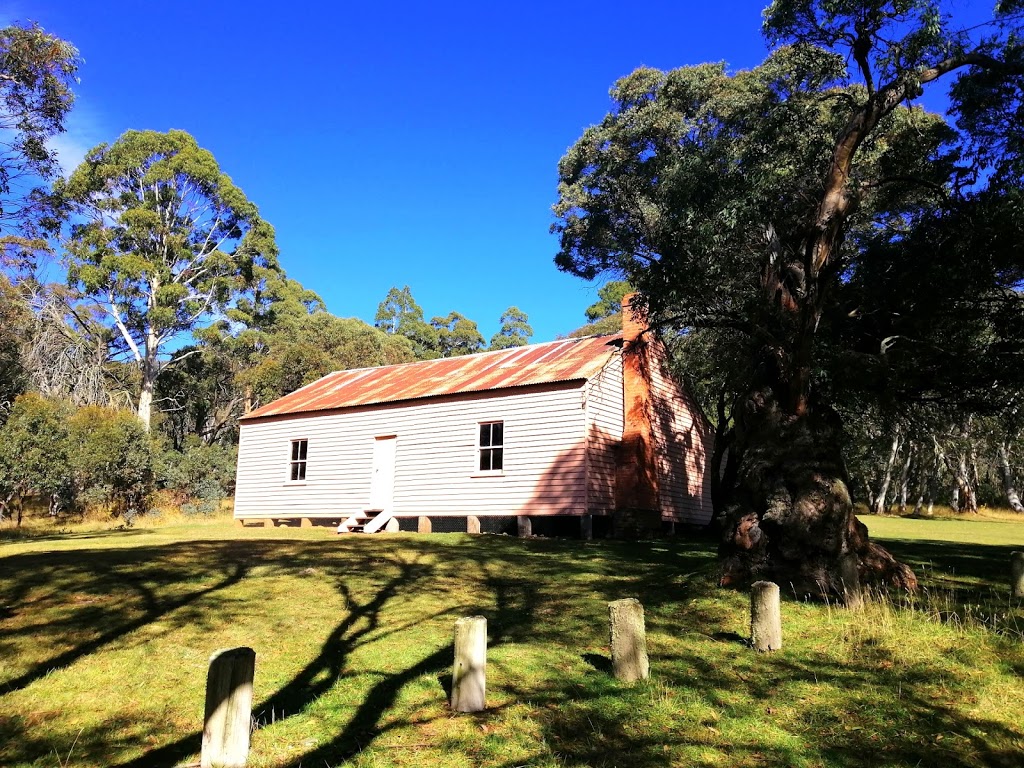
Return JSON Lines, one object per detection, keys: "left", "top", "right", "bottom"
{"left": 243, "top": 333, "right": 624, "bottom": 419}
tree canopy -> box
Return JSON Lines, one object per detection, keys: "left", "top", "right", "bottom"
{"left": 490, "top": 306, "right": 534, "bottom": 349}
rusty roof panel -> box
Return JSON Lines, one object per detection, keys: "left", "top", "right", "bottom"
{"left": 243, "top": 333, "right": 624, "bottom": 419}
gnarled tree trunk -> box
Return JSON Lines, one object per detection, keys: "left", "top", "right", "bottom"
{"left": 719, "top": 379, "right": 917, "bottom": 597}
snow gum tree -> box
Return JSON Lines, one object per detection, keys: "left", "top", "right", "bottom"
{"left": 59, "top": 129, "right": 279, "bottom": 430}
{"left": 553, "top": 2, "right": 1024, "bottom": 596}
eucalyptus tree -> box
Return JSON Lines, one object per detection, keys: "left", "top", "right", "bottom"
{"left": 374, "top": 285, "right": 440, "bottom": 359}
{"left": 432, "top": 311, "right": 485, "bottom": 357}
{"left": 59, "top": 130, "right": 279, "bottom": 430}
{"left": 490, "top": 306, "right": 533, "bottom": 349}
{"left": 0, "top": 22, "right": 79, "bottom": 276}
{"left": 553, "top": 2, "right": 1024, "bottom": 594}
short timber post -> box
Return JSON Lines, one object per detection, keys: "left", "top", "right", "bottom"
{"left": 838, "top": 553, "right": 863, "bottom": 610}
{"left": 466, "top": 515, "right": 481, "bottom": 534}
{"left": 451, "top": 616, "right": 487, "bottom": 712}
{"left": 580, "top": 514, "right": 593, "bottom": 540}
{"left": 517, "top": 516, "right": 532, "bottom": 537}
{"left": 750, "top": 581, "right": 782, "bottom": 652}
{"left": 385, "top": 517, "right": 400, "bottom": 532}
{"left": 201, "top": 647, "right": 256, "bottom": 768}
{"left": 418, "top": 516, "right": 432, "bottom": 534}
{"left": 1012, "top": 552, "right": 1024, "bottom": 598}
{"left": 608, "top": 598, "right": 649, "bottom": 683}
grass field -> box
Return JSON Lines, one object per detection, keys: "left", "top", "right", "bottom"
{"left": 1, "top": 512, "right": 1023, "bottom": 768}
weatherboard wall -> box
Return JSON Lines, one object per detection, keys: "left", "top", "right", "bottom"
{"left": 234, "top": 383, "right": 590, "bottom": 520}
{"left": 583, "top": 352, "right": 624, "bottom": 515}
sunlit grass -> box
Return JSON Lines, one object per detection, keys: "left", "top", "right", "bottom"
{"left": 1, "top": 511, "right": 1022, "bottom": 767}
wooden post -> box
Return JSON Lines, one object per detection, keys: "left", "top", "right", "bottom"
{"left": 262, "top": 519, "right": 275, "bottom": 528}
{"left": 517, "top": 516, "right": 532, "bottom": 537}
{"left": 466, "top": 515, "right": 481, "bottom": 534}
{"left": 608, "top": 598, "right": 649, "bottom": 683}
{"left": 580, "top": 514, "right": 593, "bottom": 540}
{"left": 300, "top": 517, "right": 312, "bottom": 528}
{"left": 451, "top": 616, "right": 487, "bottom": 712}
{"left": 838, "top": 553, "right": 863, "bottom": 610}
{"left": 1012, "top": 552, "right": 1024, "bottom": 598}
{"left": 418, "top": 516, "right": 432, "bottom": 533}
{"left": 201, "top": 647, "right": 255, "bottom": 768}
{"left": 233, "top": 519, "right": 244, "bottom": 528}
{"left": 750, "top": 581, "right": 782, "bottom": 652}
{"left": 385, "top": 517, "right": 400, "bottom": 532}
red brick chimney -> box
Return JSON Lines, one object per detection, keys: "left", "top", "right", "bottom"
{"left": 615, "top": 293, "right": 660, "bottom": 531}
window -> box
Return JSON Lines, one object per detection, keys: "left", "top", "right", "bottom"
{"left": 478, "top": 421, "right": 503, "bottom": 472}
{"left": 289, "top": 439, "right": 308, "bottom": 481}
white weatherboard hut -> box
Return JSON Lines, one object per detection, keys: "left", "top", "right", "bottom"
{"left": 234, "top": 300, "right": 714, "bottom": 536}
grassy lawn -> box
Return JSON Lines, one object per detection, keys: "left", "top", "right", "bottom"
{"left": 1, "top": 513, "right": 1023, "bottom": 768}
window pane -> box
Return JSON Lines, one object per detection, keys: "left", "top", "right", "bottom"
{"left": 290, "top": 463, "right": 299, "bottom": 481}
{"left": 298, "top": 440, "right": 307, "bottom": 460}
{"left": 479, "top": 423, "right": 491, "bottom": 447}
{"left": 491, "top": 448, "right": 503, "bottom": 471}
{"left": 479, "top": 450, "right": 488, "bottom": 472}
{"left": 297, "top": 462, "right": 306, "bottom": 481}
{"left": 491, "top": 422, "right": 503, "bottom": 446}
{"left": 291, "top": 441, "right": 299, "bottom": 461}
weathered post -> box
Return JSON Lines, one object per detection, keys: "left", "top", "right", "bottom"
{"left": 750, "top": 581, "right": 782, "bottom": 652}
{"left": 466, "top": 515, "right": 481, "bottom": 534}
{"left": 580, "top": 514, "right": 593, "bottom": 540}
{"left": 385, "top": 517, "right": 400, "bottom": 532}
{"left": 451, "top": 616, "right": 487, "bottom": 712}
{"left": 201, "top": 647, "right": 256, "bottom": 768}
{"left": 1012, "top": 551, "right": 1024, "bottom": 598}
{"left": 418, "top": 516, "right": 432, "bottom": 533}
{"left": 838, "top": 553, "right": 863, "bottom": 610}
{"left": 608, "top": 598, "right": 649, "bottom": 683}
{"left": 517, "top": 516, "right": 532, "bottom": 537}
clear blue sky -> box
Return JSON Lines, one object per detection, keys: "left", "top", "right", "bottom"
{"left": 21, "top": 1, "right": 776, "bottom": 341}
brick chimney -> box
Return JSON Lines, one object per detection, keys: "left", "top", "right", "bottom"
{"left": 614, "top": 293, "right": 661, "bottom": 535}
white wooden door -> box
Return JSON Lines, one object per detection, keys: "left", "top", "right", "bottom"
{"left": 368, "top": 436, "right": 397, "bottom": 510}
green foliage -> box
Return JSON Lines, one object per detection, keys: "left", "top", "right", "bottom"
{"left": 584, "top": 281, "right": 631, "bottom": 322}
{"left": 0, "top": 276, "right": 29, "bottom": 415}
{"left": 66, "top": 405, "right": 154, "bottom": 519}
{"left": 490, "top": 306, "right": 534, "bottom": 350}
{"left": 155, "top": 438, "right": 237, "bottom": 515}
{"left": 374, "top": 285, "right": 440, "bottom": 359}
{"left": 0, "top": 22, "right": 79, "bottom": 266}
{"left": 58, "top": 129, "right": 280, "bottom": 428}
{"left": 0, "top": 393, "right": 70, "bottom": 517}
{"left": 432, "top": 311, "right": 485, "bottom": 357}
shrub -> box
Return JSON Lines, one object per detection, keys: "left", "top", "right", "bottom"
{"left": 67, "top": 405, "right": 155, "bottom": 521}
{"left": 0, "top": 393, "right": 71, "bottom": 523}
{"left": 156, "top": 438, "right": 237, "bottom": 515}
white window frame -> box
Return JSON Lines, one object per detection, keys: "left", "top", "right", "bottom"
{"left": 476, "top": 421, "right": 504, "bottom": 475}
{"left": 286, "top": 438, "right": 308, "bottom": 484}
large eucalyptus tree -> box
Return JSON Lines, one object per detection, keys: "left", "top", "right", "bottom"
{"left": 553, "top": 1, "right": 1024, "bottom": 595}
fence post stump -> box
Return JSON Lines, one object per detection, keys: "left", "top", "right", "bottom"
{"left": 517, "top": 516, "right": 532, "bottom": 537}
{"left": 201, "top": 647, "right": 255, "bottom": 768}
{"left": 1012, "top": 552, "right": 1024, "bottom": 598}
{"left": 385, "top": 517, "right": 400, "bottom": 532}
{"left": 467, "top": 515, "right": 481, "bottom": 534}
{"left": 750, "top": 581, "right": 782, "bottom": 652}
{"left": 608, "top": 598, "right": 649, "bottom": 683}
{"left": 838, "top": 553, "right": 863, "bottom": 610}
{"left": 451, "top": 616, "right": 487, "bottom": 712}
{"left": 418, "top": 516, "right": 432, "bottom": 534}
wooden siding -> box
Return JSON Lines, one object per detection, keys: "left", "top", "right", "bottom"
{"left": 647, "top": 343, "right": 714, "bottom": 524}
{"left": 234, "top": 383, "right": 588, "bottom": 520}
{"left": 584, "top": 353, "right": 624, "bottom": 515}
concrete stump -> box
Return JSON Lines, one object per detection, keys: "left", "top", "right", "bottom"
{"left": 263, "top": 519, "right": 275, "bottom": 528}
{"left": 517, "top": 516, "right": 532, "bottom": 537}
{"left": 608, "top": 598, "right": 649, "bottom": 683}
{"left": 1012, "top": 552, "right": 1024, "bottom": 598}
{"left": 201, "top": 647, "right": 255, "bottom": 768}
{"left": 750, "top": 581, "right": 782, "bottom": 652}
{"left": 451, "top": 616, "right": 487, "bottom": 712}
{"left": 418, "top": 516, "right": 432, "bottom": 534}
{"left": 300, "top": 517, "right": 312, "bottom": 528}
{"left": 467, "top": 515, "right": 481, "bottom": 534}
{"left": 838, "top": 553, "right": 863, "bottom": 609}
{"left": 385, "top": 517, "right": 400, "bottom": 532}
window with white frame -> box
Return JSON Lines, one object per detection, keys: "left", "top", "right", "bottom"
{"left": 478, "top": 421, "right": 503, "bottom": 472}
{"left": 289, "top": 439, "right": 308, "bottom": 481}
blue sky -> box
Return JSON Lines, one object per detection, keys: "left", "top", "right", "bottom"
{"left": 18, "top": 1, "right": 777, "bottom": 341}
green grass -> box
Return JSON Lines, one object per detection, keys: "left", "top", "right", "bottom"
{"left": 1, "top": 513, "right": 1023, "bottom": 768}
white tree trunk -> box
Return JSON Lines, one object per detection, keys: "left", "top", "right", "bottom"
{"left": 897, "top": 443, "right": 914, "bottom": 516}
{"left": 873, "top": 429, "right": 901, "bottom": 515}
{"left": 997, "top": 442, "right": 1024, "bottom": 513}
